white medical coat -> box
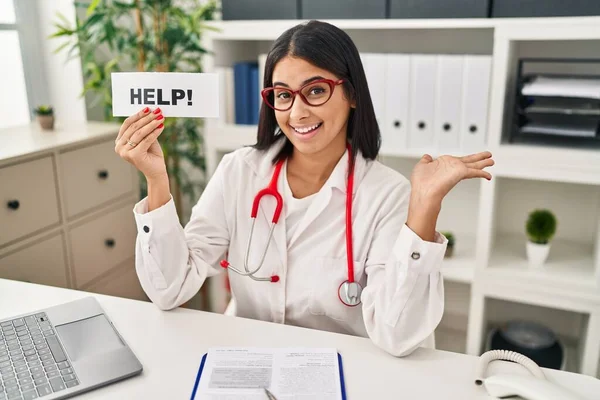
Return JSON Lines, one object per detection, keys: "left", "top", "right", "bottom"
{"left": 133, "top": 140, "right": 448, "bottom": 357}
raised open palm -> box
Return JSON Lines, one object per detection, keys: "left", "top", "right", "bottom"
{"left": 410, "top": 152, "right": 494, "bottom": 203}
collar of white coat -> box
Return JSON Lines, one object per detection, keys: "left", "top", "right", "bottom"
{"left": 242, "top": 137, "right": 370, "bottom": 195}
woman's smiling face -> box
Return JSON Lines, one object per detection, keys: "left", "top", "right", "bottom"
{"left": 271, "top": 56, "right": 354, "bottom": 157}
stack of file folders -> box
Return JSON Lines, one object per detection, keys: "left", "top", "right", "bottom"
{"left": 512, "top": 60, "right": 600, "bottom": 148}
{"left": 217, "top": 53, "right": 492, "bottom": 155}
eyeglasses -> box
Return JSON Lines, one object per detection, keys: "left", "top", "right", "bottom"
{"left": 261, "top": 78, "right": 345, "bottom": 111}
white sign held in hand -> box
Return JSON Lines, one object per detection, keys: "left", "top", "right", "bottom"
{"left": 111, "top": 72, "right": 219, "bottom": 118}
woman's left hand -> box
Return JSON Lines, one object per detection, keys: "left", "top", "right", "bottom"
{"left": 410, "top": 151, "right": 494, "bottom": 206}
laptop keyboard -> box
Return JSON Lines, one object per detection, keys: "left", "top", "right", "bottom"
{"left": 0, "top": 313, "right": 79, "bottom": 399}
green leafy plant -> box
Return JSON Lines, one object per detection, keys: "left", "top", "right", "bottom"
{"left": 526, "top": 209, "right": 557, "bottom": 244}
{"left": 441, "top": 231, "right": 455, "bottom": 247}
{"left": 34, "top": 105, "right": 54, "bottom": 116}
{"left": 50, "top": 0, "right": 219, "bottom": 221}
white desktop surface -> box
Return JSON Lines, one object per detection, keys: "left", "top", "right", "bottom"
{"left": 1, "top": 278, "right": 598, "bottom": 400}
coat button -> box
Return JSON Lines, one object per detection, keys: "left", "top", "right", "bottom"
{"left": 143, "top": 225, "right": 150, "bottom": 233}
{"left": 411, "top": 251, "right": 420, "bottom": 260}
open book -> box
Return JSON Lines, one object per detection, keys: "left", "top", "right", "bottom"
{"left": 190, "top": 347, "right": 346, "bottom": 399}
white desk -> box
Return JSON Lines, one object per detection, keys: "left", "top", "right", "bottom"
{"left": 1, "top": 279, "right": 599, "bottom": 399}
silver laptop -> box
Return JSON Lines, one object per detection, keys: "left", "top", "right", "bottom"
{"left": 0, "top": 297, "right": 143, "bottom": 399}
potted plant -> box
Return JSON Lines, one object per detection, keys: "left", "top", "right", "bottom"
{"left": 51, "top": 0, "right": 218, "bottom": 221}
{"left": 34, "top": 105, "right": 54, "bottom": 130}
{"left": 525, "top": 209, "right": 557, "bottom": 268}
{"left": 51, "top": 0, "right": 217, "bottom": 310}
{"left": 442, "top": 231, "right": 455, "bottom": 258}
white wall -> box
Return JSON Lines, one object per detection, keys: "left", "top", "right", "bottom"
{"left": 35, "top": 0, "right": 87, "bottom": 124}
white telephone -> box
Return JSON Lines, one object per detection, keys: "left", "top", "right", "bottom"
{"left": 476, "top": 350, "right": 587, "bottom": 400}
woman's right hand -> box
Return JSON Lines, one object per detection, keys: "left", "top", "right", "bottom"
{"left": 115, "top": 107, "right": 167, "bottom": 180}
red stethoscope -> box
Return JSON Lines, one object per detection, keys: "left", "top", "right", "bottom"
{"left": 220, "top": 145, "right": 362, "bottom": 307}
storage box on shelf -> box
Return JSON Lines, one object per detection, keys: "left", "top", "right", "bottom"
{"left": 220, "top": 0, "right": 492, "bottom": 20}
{"left": 491, "top": 0, "right": 600, "bottom": 18}
{"left": 221, "top": 0, "right": 299, "bottom": 21}
{"left": 303, "top": 0, "right": 387, "bottom": 19}
{"left": 201, "top": 17, "right": 600, "bottom": 377}
{"left": 0, "top": 122, "right": 146, "bottom": 302}
{"left": 220, "top": 0, "right": 600, "bottom": 20}
{"left": 388, "top": 0, "right": 490, "bottom": 19}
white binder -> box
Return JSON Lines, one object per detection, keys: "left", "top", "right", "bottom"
{"left": 460, "top": 55, "right": 492, "bottom": 152}
{"left": 361, "top": 53, "right": 386, "bottom": 129}
{"left": 434, "top": 55, "right": 464, "bottom": 152}
{"left": 383, "top": 54, "right": 410, "bottom": 154}
{"left": 408, "top": 54, "right": 437, "bottom": 150}
{"left": 258, "top": 53, "right": 268, "bottom": 113}
{"left": 216, "top": 67, "right": 234, "bottom": 124}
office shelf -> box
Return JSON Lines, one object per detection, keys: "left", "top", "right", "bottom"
{"left": 441, "top": 234, "right": 477, "bottom": 284}
{"left": 436, "top": 281, "right": 470, "bottom": 354}
{"left": 481, "top": 297, "right": 588, "bottom": 374}
{"left": 206, "top": 19, "right": 494, "bottom": 41}
{"left": 491, "top": 145, "right": 600, "bottom": 186}
{"left": 205, "top": 17, "right": 600, "bottom": 41}
{"left": 207, "top": 123, "right": 256, "bottom": 150}
{"left": 204, "top": 124, "right": 257, "bottom": 176}
{"left": 202, "top": 16, "right": 600, "bottom": 379}
{"left": 436, "top": 327, "right": 467, "bottom": 354}
{"left": 486, "top": 176, "right": 600, "bottom": 301}
{"left": 487, "top": 235, "right": 598, "bottom": 300}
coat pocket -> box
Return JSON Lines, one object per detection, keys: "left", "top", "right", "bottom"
{"left": 308, "top": 257, "right": 365, "bottom": 322}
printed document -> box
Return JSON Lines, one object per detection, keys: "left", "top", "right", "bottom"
{"left": 521, "top": 76, "right": 600, "bottom": 100}
{"left": 192, "top": 347, "right": 343, "bottom": 400}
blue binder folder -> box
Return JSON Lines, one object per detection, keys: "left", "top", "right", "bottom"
{"left": 233, "top": 61, "right": 259, "bottom": 125}
{"left": 190, "top": 352, "right": 347, "bottom": 399}
{"left": 249, "top": 64, "right": 259, "bottom": 125}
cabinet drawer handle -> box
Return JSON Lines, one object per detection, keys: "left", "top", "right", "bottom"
{"left": 104, "top": 238, "right": 116, "bottom": 248}
{"left": 98, "top": 170, "right": 109, "bottom": 179}
{"left": 7, "top": 200, "right": 20, "bottom": 210}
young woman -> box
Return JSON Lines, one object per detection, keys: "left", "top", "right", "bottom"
{"left": 114, "top": 20, "right": 493, "bottom": 357}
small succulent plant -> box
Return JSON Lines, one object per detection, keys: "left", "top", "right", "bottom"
{"left": 526, "top": 209, "right": 557, "bottom": 245}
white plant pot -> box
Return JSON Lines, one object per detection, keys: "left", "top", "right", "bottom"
{"left": 526, "top": 241, "right": 550, "bottom": 268}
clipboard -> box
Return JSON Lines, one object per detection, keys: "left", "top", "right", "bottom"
{"left": 190, "top": 352, "right": 348, "bottom": 399}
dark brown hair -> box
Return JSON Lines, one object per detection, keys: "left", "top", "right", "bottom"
{"left": 253, "top": 20, "right": 381, "bottom": 164}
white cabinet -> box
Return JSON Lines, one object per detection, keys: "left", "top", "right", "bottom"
{"left": 60, "top": 140, "right": 135, "bottom": 218}
{"left": 0, "top": 156, "right": 60, "bottom": 246}
{"left": 0, "top": 234, "right": 68, "bottom": 288}
{"left": 69, "top": 203, "right": 137, "bottom": 288}
{"left": 0, "top": 122, "right": 144, "bottom": 302}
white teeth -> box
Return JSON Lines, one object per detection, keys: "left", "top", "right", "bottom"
{"left": 293, "top": 123, "right": 321, "bottom": 134}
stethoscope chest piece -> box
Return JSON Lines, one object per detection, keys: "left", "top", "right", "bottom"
{"left": 338, "top": 281, "right": 362, "bottom": 307}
